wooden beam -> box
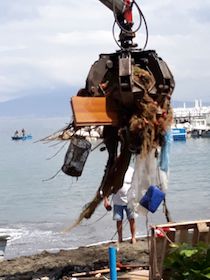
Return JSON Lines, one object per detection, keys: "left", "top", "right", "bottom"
{"left": 154, "top": 220, "right": 210, "bottom": 231}
{"left": 197, "top": 222, "right": 209, "bottom": 233}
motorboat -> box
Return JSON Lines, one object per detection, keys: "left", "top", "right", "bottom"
{"left": 171, "top": 127, "right": 186, "bottom": 141}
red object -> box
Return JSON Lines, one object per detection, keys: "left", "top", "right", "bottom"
{"left": 155, "top": 227, "right": 172, "bottom": 238}
{"left": 106, "top": 205, "right": 112, "bottom": 211}
{"left": 123, "top": 0, "right": 133, "bottom": 24}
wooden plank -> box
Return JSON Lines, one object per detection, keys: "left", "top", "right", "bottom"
{"left": 208, "top": 228, "right": 210, "bottom": 242}
{"left": 179, "top": 229, "right": 189, "bottom": 243}
{"left": 199, "top": 232, "right": 209, "bottom": 243}
{"left": 192, "top": 228, "right": 199, "bottom": 245}
{"left": 72, "top": 267, "right": 120, "bottom": 277}
{"left": 74, "top": 269, "right": 149, "bottom": 280}
{"left": 118, "top": 269, "right": 149, "bottom": 280}
{"left": 158, "top": 238, "right": 167, "bottom": 276}
{"left": 197, "top": 222, "right": 209, "bottom": 243}
{"left": 197, "top": 222, "right": 209, "bottom": 233}
{"left": 71, "top": 96, "right": 119, "bottom": 126}
{"left": 149, "top": 228, "right": 162, "bottom": 280}
{"left": 155, "top": 220, "right": 210, "bottom": 231}
{"left": 153, "top": 238, "right": 163, "bottom": 280}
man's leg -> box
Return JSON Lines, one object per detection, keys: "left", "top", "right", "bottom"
{"left": 113, "top": 205, "right": 124, "bottom": 242}
{"left": 126, "top": 206, "right": 136, "bottom": 244}
{"left": 129, "top": 218, "right": 136, "bottom": 244}
{"left": 116, "top": 220, "right": 123, "bottom": 242}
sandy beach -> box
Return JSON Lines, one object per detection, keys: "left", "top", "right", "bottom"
{"left": 0, "top": 237, "right": 149, "bottom": 280}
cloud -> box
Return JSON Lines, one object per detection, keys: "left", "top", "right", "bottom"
{"left": 0, "top": 0, "right": 210, "bottom": 102}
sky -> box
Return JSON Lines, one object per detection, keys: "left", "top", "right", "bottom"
{"left": 0, "top": 0, "right": 210, "bottom": 103}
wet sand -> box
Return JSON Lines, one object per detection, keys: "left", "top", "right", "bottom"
{"left": 0, "top": 238, "right": 149, "bottom": 280}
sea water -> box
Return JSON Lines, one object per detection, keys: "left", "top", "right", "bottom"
{"left": 0, "top": 117, "right": 210, "bottom": 259}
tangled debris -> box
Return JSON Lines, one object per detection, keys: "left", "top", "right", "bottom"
{"left": 41, "top": 2, "right": 175, "bottom": 230}
{"left": 56, "top": 50, "right": 174, "bottom": 231}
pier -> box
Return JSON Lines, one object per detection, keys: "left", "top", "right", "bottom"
{"left": 173, "top": 100, "right": 210, "bottom": 138}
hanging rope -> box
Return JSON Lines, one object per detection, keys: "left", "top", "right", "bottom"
{"left": 42, "top": 168, "right": 62, "bottom": 182}
{"left": 80, "top": 211, "right": 109, "bottom": 227}
{"left": 163, "top": 198, "right": 173, "bottom": 223}
{"left": 46, "top": 141, "right": 68, "bottom": 160}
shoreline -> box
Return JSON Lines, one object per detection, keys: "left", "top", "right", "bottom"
{"left": 0, "top": 237, "right": 149, "bottom": 280}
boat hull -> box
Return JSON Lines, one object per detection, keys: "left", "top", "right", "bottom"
{"left": 11, "top": 135, "right": 32, "bottom": 141}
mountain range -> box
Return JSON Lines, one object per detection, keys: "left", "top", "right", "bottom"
{"left": 0, "top": 88, "right": 209, "bottom": 118}
{"left": 0, "top": 86, "right": 77, "bottom": 118}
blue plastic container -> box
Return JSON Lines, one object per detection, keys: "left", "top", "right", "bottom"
{"left": 139, "top": 185, "right": 165, "bottom": 213}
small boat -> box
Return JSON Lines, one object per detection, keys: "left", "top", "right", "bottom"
{"left": 191, "top": 129, "right": 200, "bottom": 138}
{"left": 191, "top": 128, "right": 210, "bottom": 138}
{"left": 172, "top": 128, "right": 186, "bottom": 141}
{"left": 11, "top": 135, "right": 32, "bottom": 141}
{"left": 201, "top": 130, "right": 210, "bottom": 138}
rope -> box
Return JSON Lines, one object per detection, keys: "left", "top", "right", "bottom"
{"left": 156, "top": 227, "right": 174, "bottom": 245}
{"left": 145, "top": 213, "right": 150, "bottom": 252}
{"left": 80, "top": 211, "right": 109, "bottom": 226}
{"left": 42, "top": 168, "right": 62, "bottom": 182}
{"left": 91, "top": 140, "right": 105, "bottom": 152}
{"left": 110, "top": 218, "right": 129, "bottom": 241}
{"left": 46, "top": 141, "right": 68, "bottom": 160}
{"left": 163, "top": 198, "right": 173, "bottom": 223}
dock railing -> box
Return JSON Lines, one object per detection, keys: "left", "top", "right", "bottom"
{"left": 149, "top": 219, "right": 210, "bottom": 280}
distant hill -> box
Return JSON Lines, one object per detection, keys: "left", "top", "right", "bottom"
{"left": 0, "top": 86, "right": 78, "bottom": 117}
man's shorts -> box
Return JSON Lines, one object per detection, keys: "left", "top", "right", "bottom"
{"left": 113, "top": 205, "right": 134, "bottom": 221}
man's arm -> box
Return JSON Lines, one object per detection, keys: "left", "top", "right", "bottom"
{"left": 103, "top": 196, "right": 112, "bottom": 211}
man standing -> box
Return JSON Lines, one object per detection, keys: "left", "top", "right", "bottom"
{"left": 104, "top": 166, "right": 136, "bottom": 244}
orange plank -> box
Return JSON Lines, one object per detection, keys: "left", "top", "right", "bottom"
{"left": 71, "top": 96, "right": 119, "bottom": 126}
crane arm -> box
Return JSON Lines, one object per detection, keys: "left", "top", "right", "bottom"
{"left": 98, "top": 0, "right": 133, "bottom": 24}
{"left": 98, "top": 0, "right": 126, "bottom": 14}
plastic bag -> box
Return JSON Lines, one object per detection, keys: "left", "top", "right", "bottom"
{"left": 127, "top": 148, "right": 168, "bottom": 215}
